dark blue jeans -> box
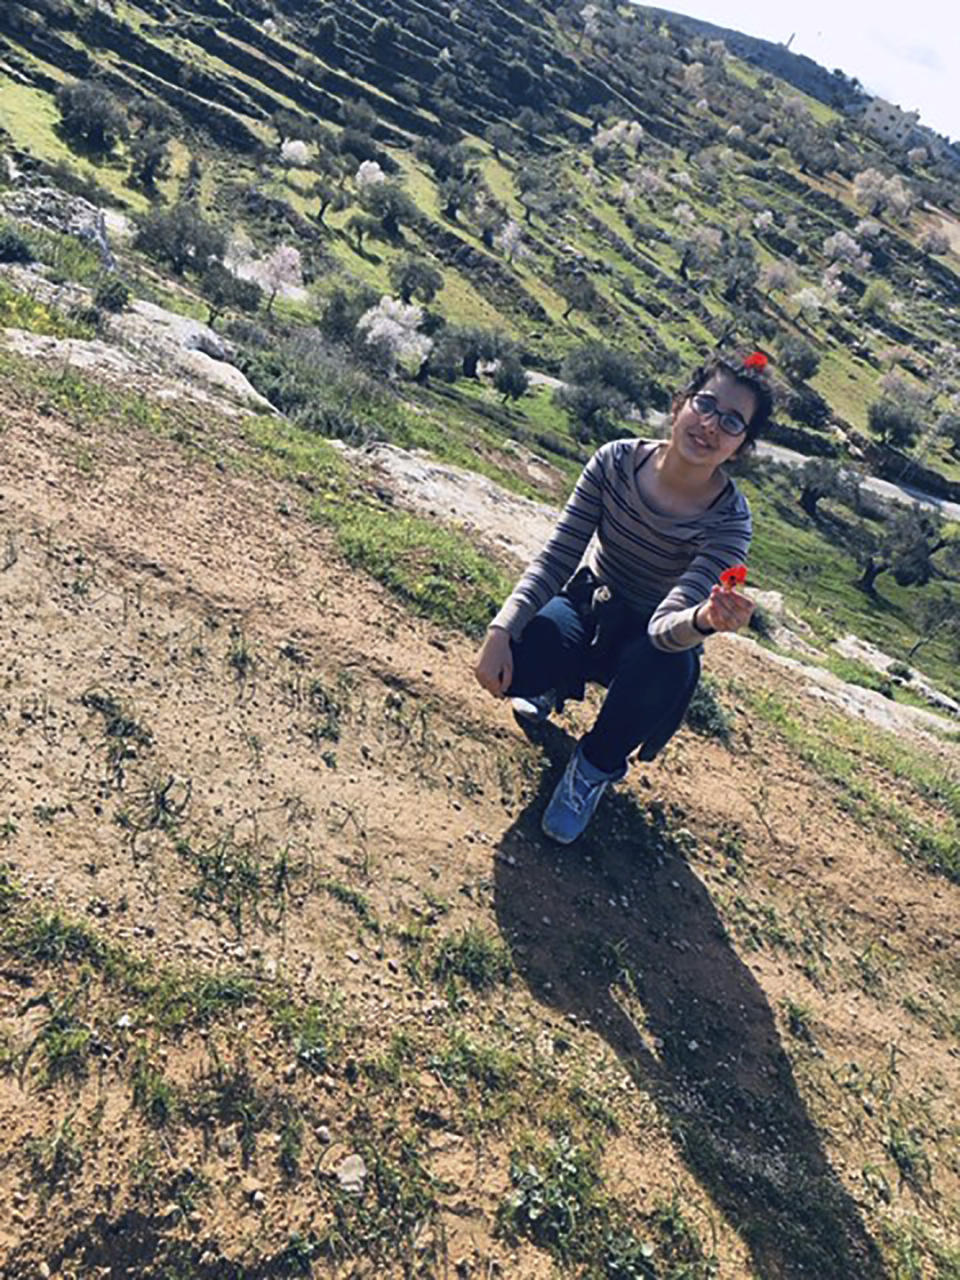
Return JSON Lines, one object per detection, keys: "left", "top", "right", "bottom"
{"left": 507, "top": 596, "right": 700, "bottom": 773}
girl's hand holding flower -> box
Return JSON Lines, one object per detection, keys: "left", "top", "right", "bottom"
{"left": 696, "top": 564, "right": 754, "bottom": 634}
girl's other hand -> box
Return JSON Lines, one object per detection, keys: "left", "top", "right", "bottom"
{"left": 474, "top": 627, "right": 514, "bottom": 696}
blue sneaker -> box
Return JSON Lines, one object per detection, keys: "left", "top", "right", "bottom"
{"left": 541, "top": 744, "right": 626, "bottom": 844}
{"left": 511, "top": 689, "right": 557, "bottom": 724}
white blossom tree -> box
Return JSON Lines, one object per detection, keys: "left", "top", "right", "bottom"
{"left": 280, "top": 139, "right": 311, "bottom": 167}
{"left": 673, "top": 202, "right": 696, "bottom": 227}
{"left": 821, "top": 261, "right": 846, "bottom": 305}
{"left": 822, "top": 230, "right": 870, "bottom": 271}
{"left": 494, "top": 219, "right": 527, "bottom": 262}
{"left": 250, "top": 244, "right": 302, "bottom": 313}
{"left": 855, "top": 218, "right": 882, "bottom": 241}
{"left": 355, "top": 160, "right": 386, "bottom": 191}
{"left": 356, "top": 296, "right": 432, "bottom": 376}
{"left": 853, "top": 169, "right": 915, "bottom": 220}
{"left": 759, "top": 260, "right": 796, "bottom": 294}
{"left": 791, "top": 286, "right": 825, "bottom": 324}
{"left": 920, "top": 228, "right": 950, "bottom": 255}
{"left": 594, "top": 119, "right": 644, "bottom": 154}
{"left": 635, "top": 168, "right": 665, "bottom": 203}
{"left": 684, "top": 63, "right": 705, "bottom": 94}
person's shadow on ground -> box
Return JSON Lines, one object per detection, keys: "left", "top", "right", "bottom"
{"left": 493, "top": 720, "right": 888, "bottom": 1280}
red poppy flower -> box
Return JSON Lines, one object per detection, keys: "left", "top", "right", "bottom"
{"left": 743, "top": 351, "right": 768, "bottom": 370}
{"left": 720, "top": 564, "right": 748, "bottom": 589}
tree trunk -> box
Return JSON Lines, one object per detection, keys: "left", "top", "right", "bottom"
{"left": 799, "top": 489, "right": 819, "bottom": 519}
{"left": 856, "top": 559, "right": 884, "bottom": 594}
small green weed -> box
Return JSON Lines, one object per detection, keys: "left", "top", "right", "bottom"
{"left": 362, "top": 1031, "right": 417, "bottom": 1087}
{"left": 0, "top": 862, "right": 20, "bottom": 909}
{"left": 10, "top": 911, "right": 113, "bottom": 970}
{"left": 684, "top": 676, "right": 734, "bottom": 743}
{"left": 498, "top": 1132, "right": 602, "bottom": 1265}
{"left": 28, "top": 1113, "right": 84, "bottom": 1189}
{"left": 307, "top": 679, "right": 342, "bottom": 744}
{"left": 132, "top": 1053, "right": 180, "bottom": 1127}
{"left": 782, "top": 998, "right": 815, "bottom": 1044}
{"left": 886, "top": 1123, "right": 932, "bottom": 1195}
{"left": 148, "top": 971, "right": 256, "bottom": 1033}
{"left": 318, "top": 1141, "right": 442, "bottom": 1272}
{"left": 431, "top": 1032, "right": 520, "bottom": 1095}
{"left": 278, "top": 1100, "right": 304, "bottom": 1177}
{"left": 322, "top": 881, "right": 380, "bottom": 933}
{"left": 80, "top": 688, "right": 153, "bottom": 783}
{"left": 271, "top": 999, "right": 335, "bottom": 1076}
{"left": 432, "top": 926, "right": 512, "bottom": 992}
{"left": 227, "top": 626, "right": 255, "bottom": 683}
{"left": 176, "top": 831, "right": 305, "bottom": 936}
{"left": 189, "top": 1052, "right": 271, "bottom": 1164}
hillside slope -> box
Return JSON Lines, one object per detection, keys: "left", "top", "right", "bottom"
{"left": 0, "top": 365, "right": 958, "bottom": 1278}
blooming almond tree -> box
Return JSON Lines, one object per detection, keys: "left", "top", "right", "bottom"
{"left": 494, "top": 219, "right": 527, "bottom": 262}
{"left": 251, "top": 244, "right": 302, "bottom": 313}
{"left": 593, "top": 120, "right": 644, "bottom": 154}
{"left": 822, "top": 230, "right": 870, "bottom": 272}
{"left": 355, "top": 160, "right": 386, "bottom": 191}
{"left": 356, "top": 296, "right": 433, "bottom": 377}
{"left": 280, "top": 139, "right": 311, "bottom": 167}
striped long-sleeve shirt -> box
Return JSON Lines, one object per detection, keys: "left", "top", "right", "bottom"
{"left": 490, "top": 438, "right": 752, "bottom": 652}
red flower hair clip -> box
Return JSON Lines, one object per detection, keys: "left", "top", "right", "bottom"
{"left": 743, "top": 351, "right": 768, "bottom": 370}
{"left": 720, "top": 564, "right": 748, "bottom": 590}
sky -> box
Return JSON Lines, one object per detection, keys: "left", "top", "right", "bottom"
{"left": 650, "top": 2, "right": 960, "bottom": 141}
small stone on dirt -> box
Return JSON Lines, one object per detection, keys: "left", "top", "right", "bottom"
{"left": 336, "top": 1153, "right": 367, "bottom": 1195}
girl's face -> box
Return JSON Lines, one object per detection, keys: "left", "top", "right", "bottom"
{"left": 670, "top": 371, "right": 758, "bottom": 469}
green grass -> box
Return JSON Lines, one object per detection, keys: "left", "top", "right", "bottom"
{"left": 0, "top": 276, "right": 95, "bottom": 338}
{"left": 744, "top": 688, "right": 960, "bottom": 882}
{"left": 740, "top": 465, "right": 960, "bottom": 701}
{"left": 313, "top": 490, "right": 510, "bottom": 638}
{"left": 0, "top": 75, "right": 146, "bottom": 209}
{"left": 322, "top": 880, "right": 380, "bottom": 933}
{"left": 431, "top": 925, "right": 513, "bottom": 992}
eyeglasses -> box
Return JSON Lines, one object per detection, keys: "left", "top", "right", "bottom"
{"left": 689, "top": 393, "right": 748, "bottom": 437}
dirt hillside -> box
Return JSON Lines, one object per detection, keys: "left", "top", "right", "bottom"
{"left": 0, "top": 392, "right": 958, "bottom": 1279}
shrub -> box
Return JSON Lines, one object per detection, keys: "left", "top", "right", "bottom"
{"left": 388, "top": 256, "right": 443, "bottom": 306}
{"left": 56, "top": 80, "right": 128, "bottom": 154}
{"left": 0, "top": 222, "right": 33, "bottom": 264}
{"left": 868, "top": 397, "right": 923, "bottom": 450}
{"left": 93, "top": 276, "right": 130, "bottom": 313}
{"left": 200, "top": 262, "right": 262, "bottom": 326}
{"left": 748, "top": 604, "right": 775, "bottom": 639}
{"left": 432, "top": 927, "right": 512, "bottom": 992}
{"left": 782, "top": 384, "right": 830, "bottom": 428}
{"left": 888, "top": 661, "right": 913, "bottom": 681}
{"left": 776, "top": 334, "right": 820, "bottom": 382}
{"left": 861, "top": 278, "right": 893, "bottom": 321}
{"left": 920, "top": 228, "right": 950, "bottom": 256}
{"left": 685, "top": 676, "right": 734, "bottom": 742}
{"left": 494, "top": 355, "right": 529, "bottom": 402}
{"left": 317, "top": 284, "right": 380, "bottom": 346}
{"left": 134, "top": 202, "right": 225, "bottom": 275}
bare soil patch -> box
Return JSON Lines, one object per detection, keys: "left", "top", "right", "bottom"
{"left": 0, "top": 399, "right": 957, "bottom": 1278}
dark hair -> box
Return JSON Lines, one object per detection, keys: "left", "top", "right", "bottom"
{"left": 672, "top": 353, "right": 775, "bottom": 448}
